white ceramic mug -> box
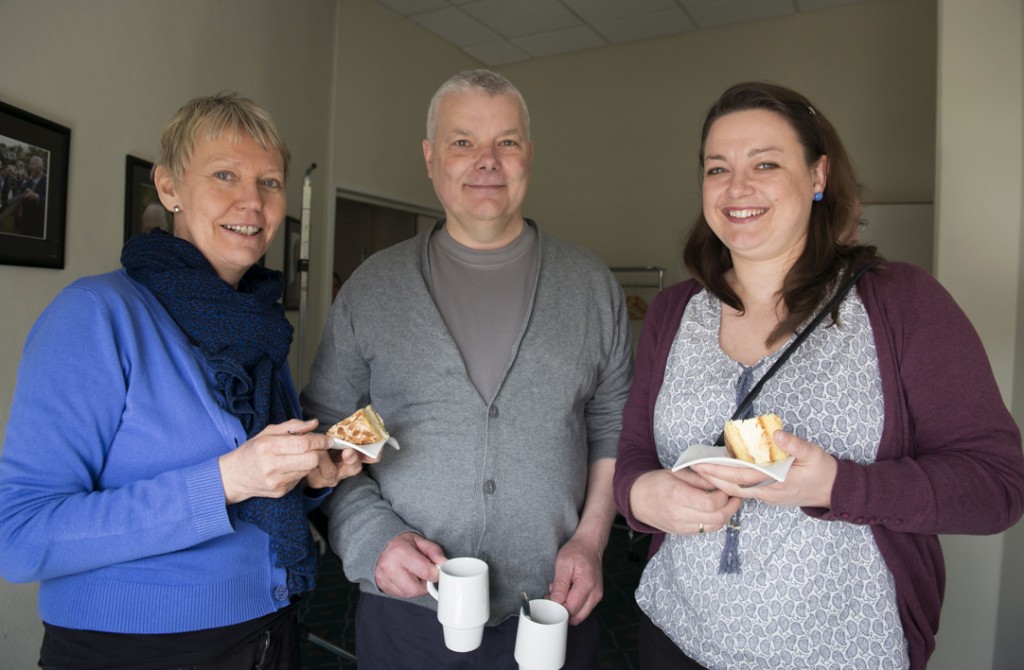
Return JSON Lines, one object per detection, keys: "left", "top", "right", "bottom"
{"left": 426, "top": 557, "right": 490, "bottom": 652}
{"left": 514, "top": 599, "right": 568, "bottom": 670}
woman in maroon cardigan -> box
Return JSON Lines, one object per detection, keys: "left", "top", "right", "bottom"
{"left": 613, "top": 82, "right": 1024, "bottom": 670}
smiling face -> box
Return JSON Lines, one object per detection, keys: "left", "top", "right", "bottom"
{"left": 702, "top": 109, "right": 827, "bottom": 267}
{"left": 422, "top": 90, "right": 532, "bottom": 249}
{"left": 155, "top": 131, "right": 286, "bottom": 287}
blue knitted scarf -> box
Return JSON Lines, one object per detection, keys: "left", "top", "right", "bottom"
{"left": 121, "top": 229, "right": 316, "bottom": 595}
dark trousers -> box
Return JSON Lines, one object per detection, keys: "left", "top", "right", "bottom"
{"left": 39, "top": 605, "right": 301, "bottom": 670}
{"left": 354, "top": 592, "right": 600, "bottom": 670}
{"left": 637, "top": 607, "right": 708, "bottom": 670}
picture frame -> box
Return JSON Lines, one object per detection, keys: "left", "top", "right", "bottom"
{"left": 283, "top": 215, "right": 300, "bottom": 309}
{"left": 123, "top": 154, "right": 171, "bottom": 243}
{"left": 0, "top": 100, "right": 71, "bottom": 268}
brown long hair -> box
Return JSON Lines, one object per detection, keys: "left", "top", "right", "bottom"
{"left": 683, "top": 82, "right": 882, "bottom": 345}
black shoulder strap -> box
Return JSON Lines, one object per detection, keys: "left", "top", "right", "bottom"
{"left": 714, "top": 260, "right": 880, "bottom": 446}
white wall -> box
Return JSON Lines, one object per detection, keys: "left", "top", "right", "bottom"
{"left": 0, "top": 1, "right": 338, "bottom": 666}
{"left": 934, "top": 2, "right": 1024, "bottom": 669}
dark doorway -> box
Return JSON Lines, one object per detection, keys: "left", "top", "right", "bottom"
{"left": 333, "top": 194, "right": 439, "bottom": 300}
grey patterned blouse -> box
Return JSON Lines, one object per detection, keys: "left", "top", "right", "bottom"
{"left": 635, "top": 288, "right": 910, "bottom": 669}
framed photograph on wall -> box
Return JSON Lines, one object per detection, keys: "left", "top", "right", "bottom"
{"left": 124, "top": 154, "right": 171, "bottom": 243}
{"left": 0, "top": 100, "right": 71, "bottom": 268}
{"left": 283, "top": 216, "right": 300, "bottom": 310}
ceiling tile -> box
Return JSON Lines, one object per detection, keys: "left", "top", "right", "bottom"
{"left": 463, "top": 40, "right": 533, "bottom": 66}
{"left": 796, "top": 0, "right": 868, "bottom": 10}
{"left": 368, "top": 0, "right": 874, "bottom": 64}
{"left": 511, "top": 25, "right": 607, "bottom": 58}
{"left": 461, "top": 0, "right": 582, "bottom": 38}
{"left": 686, "top": 0, "right": 796, "bottom": 30}
{"left": 594, "top": 9, "right": 697, "bottom": 45}
{"left": 373, "top": 0, "right": 450, "bottom": 15}
{"left": 410, "top": 7, "right": 503, "bottom": 47}
{"left": 561, "top": 0, "right": 681, "bottom": 25}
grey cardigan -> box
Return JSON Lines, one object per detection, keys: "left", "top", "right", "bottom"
{"left": 302, "top": 222, "right": 633, "bottom": 623}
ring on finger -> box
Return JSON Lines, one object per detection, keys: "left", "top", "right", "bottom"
{"left": 698, "top": 523, "right": 705, "bottom": 534}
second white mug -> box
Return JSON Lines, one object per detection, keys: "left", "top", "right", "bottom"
{"left": 426, "top": 556, "right": 490, "bottom": 652}
{"left": 514, "top": 598, "right": 569, "bottom": 670}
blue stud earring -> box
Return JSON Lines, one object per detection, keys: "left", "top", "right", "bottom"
{"left": 813, "top": 191, "right": 824, "bottom": 202}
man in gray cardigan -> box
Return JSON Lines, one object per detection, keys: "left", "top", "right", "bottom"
{"left": 301, "top": 69, "right": 633, "bottom": 669}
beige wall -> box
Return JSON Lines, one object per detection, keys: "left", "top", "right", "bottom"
{"left": 0, "top": 1, "right": 338, "bottom": 666}
{"left": 935, "top": 2, "right": 1024, "bottom": 669}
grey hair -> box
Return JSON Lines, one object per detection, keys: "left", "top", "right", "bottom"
{"left": 155, "top": 91, "right": 290, "bottom": 182}
{"left": 426, "top": 69, "right": 530, "bottom": 142}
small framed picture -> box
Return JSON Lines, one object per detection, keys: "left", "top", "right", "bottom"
{"left": 283, "top": 216, "right": 301, "bottom": 309}
{"left": 0, "top": 100, "right": 71, "bottom": 268}
{"left": 123, "top": 154, "right": 171, "bottom": 243}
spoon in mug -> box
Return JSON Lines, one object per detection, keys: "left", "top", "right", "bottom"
{"left": 520, "top": 591, "right": 532, "bottom": 620}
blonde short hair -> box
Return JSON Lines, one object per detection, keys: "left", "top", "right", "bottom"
{"left": 155, "top": 91, "right": 290, "bottom": 182}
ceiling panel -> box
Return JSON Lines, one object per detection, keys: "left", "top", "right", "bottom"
{"left": 461, "top": 0, "right": 583, "bottom": 38}
{"left": 369, "top": 0, "right": 876, "bottom": 66}
{"left": 409, "top": 6, "right": 503, "bottom": 47}
{"left": 594, "top": 9, "right": 698, "bottom": 45}
{"left": 561, "top": 0, "right": 681, "bottom": 25}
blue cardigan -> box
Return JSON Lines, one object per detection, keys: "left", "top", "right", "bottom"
{"left": 0, "top": 269, "right": 324, "bottom": 633}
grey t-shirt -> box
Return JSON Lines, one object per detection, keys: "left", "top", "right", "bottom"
{"left": 427, "top": 222, "right": 539, "bottom": 403}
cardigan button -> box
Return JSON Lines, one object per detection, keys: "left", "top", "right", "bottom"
{"left": 489, "top": 405, "right": 499, "bottom": 418}
{"left": 483, "top": 480, "right": 496, "bottom": 495}
{"left": 273, "top": 585, "right": 289, "bottom": 601}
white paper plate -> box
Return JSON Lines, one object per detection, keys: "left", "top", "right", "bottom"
{"left": 670, "top": 443, "right": 794, "bottom": 483}
{"left": 330, "top": 436, "right": 400, "bottom": 459}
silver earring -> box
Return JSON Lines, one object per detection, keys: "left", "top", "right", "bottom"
{"left": 173, "top": 205, "right": 181, "bottom": 213}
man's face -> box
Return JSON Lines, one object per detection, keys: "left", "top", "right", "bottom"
{"left": 28, "top": 157, "right": 43, "bottom": 178}
{"left": 423, "top": 90, "right": 532, "bottom": 248}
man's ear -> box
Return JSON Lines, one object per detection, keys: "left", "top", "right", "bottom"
{"left": 153, "top": 165, "right": 178, "bottom": 212}
{"left": 422, "top": 139, "right": 434, "bottom": 180}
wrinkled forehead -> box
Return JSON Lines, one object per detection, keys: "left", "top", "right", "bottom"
{"left": 438, "top": 91, "right": 528, "bottom": 134}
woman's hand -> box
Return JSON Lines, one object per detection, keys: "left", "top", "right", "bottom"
{"left": 306, "top": 445, "right": 379, "bottom": 490}
{"left": 628, "top": 467, "right": 743, "bottom": 536}
{"left": 218, "top": 418, "right": 334, "bottom": 504}
{"left": 693, "top": 431, "right": 838, "bottom": 508}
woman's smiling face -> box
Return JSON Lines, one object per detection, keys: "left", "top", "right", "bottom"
{"left": 157, "top": 131, "right": 286, "bottom": 287}
{"left": 701, "top": 109, "right": 827, "bottom": 266}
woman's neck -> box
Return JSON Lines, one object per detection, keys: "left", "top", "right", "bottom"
{"left": 728, "top": 258, "right": 790, "bottom": 310}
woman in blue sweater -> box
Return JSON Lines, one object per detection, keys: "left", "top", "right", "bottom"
{"left": 0, "top": 93, "right": 370, "bottom": 669}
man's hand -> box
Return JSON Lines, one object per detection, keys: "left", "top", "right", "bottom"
{"left": 375, "top": 532, "right": 448, "bottom": 598}
{"left": 548, "top": 535, "right": 604, "bottom": 625}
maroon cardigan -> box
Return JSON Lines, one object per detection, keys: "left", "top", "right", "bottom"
{"left": 613, "top": 262, "right": 1024, "bottom": 669}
